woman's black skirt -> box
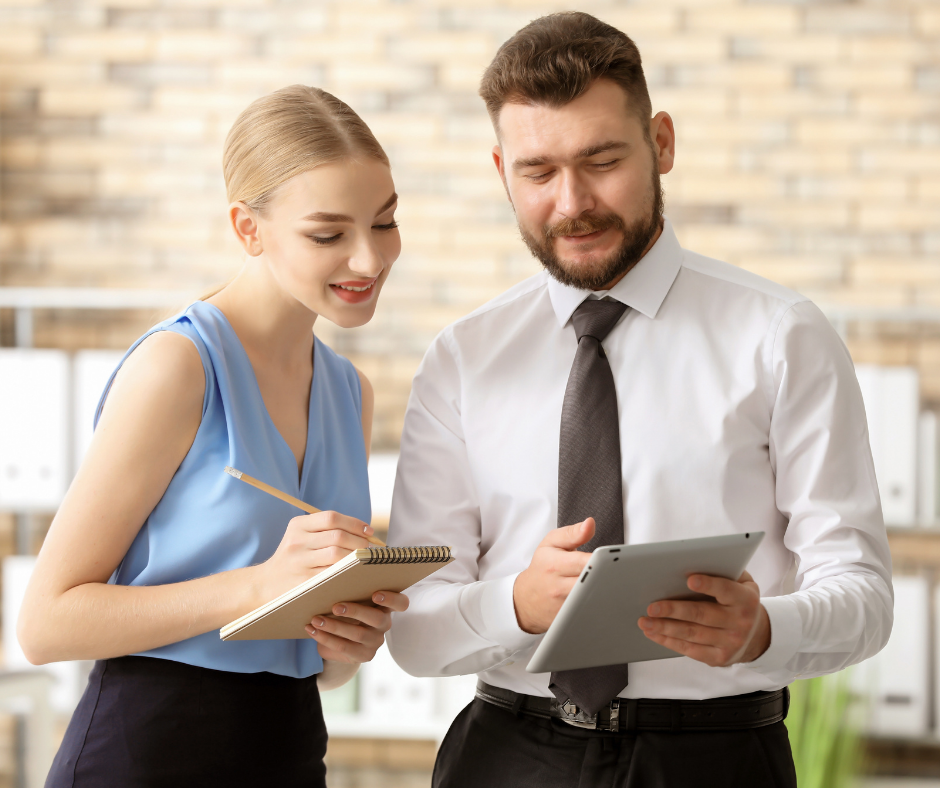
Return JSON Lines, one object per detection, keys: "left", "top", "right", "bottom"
{"left": 46, "top": 655, "right": 328, "bottom": 788}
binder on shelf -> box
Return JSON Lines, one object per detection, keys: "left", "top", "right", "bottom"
{"left": 0, "top": 350, "right": 70, "bottom": 510}
{"left": 72, "top": 350, "right": 124, "bottom": 475}
{"left": 850, "top": 574, "right": 930, "bottom": 738}
{"left": 319, "top": 673, "right": 359, "bottom": 716}
{"left": 358, "top": 642, "right": 435, "bottom": 721}
{"left": 855, "top": 365, "right": 919, "bottom": 527}
{"left": 2, "top": 556, "right": 91, "bottom": 713}
{"left": 917, "top": 411, "right": 940, "bottom": 527}
{"left": 434, "top": 673, "right": 479, "bottom": 721}
{"left": 368, "top": 453, "right": 399, "bottom": 525}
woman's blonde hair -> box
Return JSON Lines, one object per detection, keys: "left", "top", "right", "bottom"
{"left": 222, "top": 84, "right": 389, "bottom": 214}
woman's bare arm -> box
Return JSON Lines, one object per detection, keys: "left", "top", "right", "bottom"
{"left": 16, "top": 332, "right": 264, "bottom": 663}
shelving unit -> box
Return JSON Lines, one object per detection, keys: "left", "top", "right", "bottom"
{"left": 5, "top": 289, "right": 940, "bottom": 777}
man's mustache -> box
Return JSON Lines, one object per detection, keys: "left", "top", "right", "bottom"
{"left": 544, "top": 213, "right": 626, "bottom": 239}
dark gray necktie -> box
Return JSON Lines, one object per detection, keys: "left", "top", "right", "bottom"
{"left": 549, "top": 297, "right": 630, "bottom": 717}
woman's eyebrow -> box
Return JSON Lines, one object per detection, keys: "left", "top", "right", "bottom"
{"left": 301, "top": 192, "right": 398, "bottom": 224}
{"left": 374, "top": 192, "right": 398, "bottom": 216}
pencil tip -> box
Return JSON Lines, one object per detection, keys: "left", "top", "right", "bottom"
{"left": 224, "top": 466, "right": 242, "bottom": 479}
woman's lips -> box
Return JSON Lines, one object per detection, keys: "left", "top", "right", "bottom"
{"left": 329, "top": 278, "right": 378, "bottom": 304}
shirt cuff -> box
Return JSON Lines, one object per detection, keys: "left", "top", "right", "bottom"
{"left": 458, "top": 572, "right": 543, "bottom": 654}
{"left": 742, "top": 595, "right": 803, "bottom": 673}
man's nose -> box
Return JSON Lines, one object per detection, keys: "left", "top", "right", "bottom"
{"left": 554, "top": 169, "right": 596, "bottom": 219}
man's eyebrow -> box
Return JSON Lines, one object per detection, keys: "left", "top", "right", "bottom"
{"left": 301, "top": 192, "right": 398, "bottom": 223}
{"left": 511, "top": 141, "right": 631, "bottom": 171}
{"left": 576, "top": 140, "right": 630, "bottom": 159}
{"left": 512, "top": 155, "right": 551, "bottom": 171}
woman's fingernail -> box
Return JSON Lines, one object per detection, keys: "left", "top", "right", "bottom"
{"left": 364, "top": 525, "right": 374, "bottom": 534}
{"left": 649, "top": 604, "right": 660, "bottom": 616}
{"left": 314, "top": 618, "right": 325, "bottom": 627}
{"left": 335, "top": 605, "right": 346, "bottom": 615}
{"left": 374, "top": 593, "right": 385, "bottom": 603}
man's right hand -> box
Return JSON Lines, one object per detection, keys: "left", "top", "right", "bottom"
{"left": 512, "top": 518, "right": 595, "bottom": 634}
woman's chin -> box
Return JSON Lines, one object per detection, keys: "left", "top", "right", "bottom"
{"left": 321, "top": 302, "right": 379, "bottom": 329}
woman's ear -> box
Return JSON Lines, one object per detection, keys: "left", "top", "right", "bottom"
{"left": 229, "top": 202, "right": 264, "bottom": 256}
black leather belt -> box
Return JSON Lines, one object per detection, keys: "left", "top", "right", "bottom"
{"left": 475, "top": 681, "right": 789, "bottom": 733}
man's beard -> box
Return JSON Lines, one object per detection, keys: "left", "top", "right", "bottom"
{"left": 519, "top": 168, "right": 664, "bottom": 291}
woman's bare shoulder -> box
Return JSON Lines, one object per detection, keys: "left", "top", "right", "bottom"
{"left": 101, "top": 329, "right": 206, "bottom": 430}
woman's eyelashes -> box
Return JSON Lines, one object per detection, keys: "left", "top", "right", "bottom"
{"left": 309, "top": 233, "right": 342, "bottom": 245}
{"left": 307, "top": 221, "right": 398, "bottom": 247}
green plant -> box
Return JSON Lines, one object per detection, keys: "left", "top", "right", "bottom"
{"left": 786, "top": 672, "right": 862, "bottom": 788}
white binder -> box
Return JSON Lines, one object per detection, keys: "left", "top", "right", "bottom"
{"left": 3, "top": 556, "right": 91, "bottom": 713}
{"left": 855, "top": 365, "right": 919, "bottom": 526}
{"left": 359, "top": 642, "right": 436, "bottom": 721}
{"left": 850, "top": 574, "right": 929, "bottom": 737}
{"left": 0, "top": 350, "right": 70, "bottom": 510}
{"left": 918, "top": 411, "right": 939, "bottom": 527}
{"left": 72, "top": 350, "right": 124, "bottom": 474}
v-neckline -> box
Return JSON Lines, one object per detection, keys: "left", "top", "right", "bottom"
{"left": 202, "top": 302, "right": 316, "bottom": 489}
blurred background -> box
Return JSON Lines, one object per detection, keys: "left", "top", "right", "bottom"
{"left": 0, "top": 0, "right": 939, "bottom": 786}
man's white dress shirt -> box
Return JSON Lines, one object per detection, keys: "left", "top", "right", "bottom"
{"left": 386, "top": 219, "right": 893, "bottom": 701}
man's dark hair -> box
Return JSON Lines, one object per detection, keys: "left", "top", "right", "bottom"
{"left": 479, "top": 12, "right": 652, "bottom": 132}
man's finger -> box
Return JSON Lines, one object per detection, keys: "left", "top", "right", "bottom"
{"left": 638, "top": 616, "right": 727, "bottom": 647}
{"left": 542, "top": 518, "right": 595, "bottom": 551}
{"left": 640, "top": 629, "right": 727, "bottom": 667}
{"left": 646, "top": 599, "right": 731, "bottom": 629}
{"left": 687, "top": 574, "right": 748, "bottom": 606}
{"left": 551, "top": 551, "right": 592, "bottom": 577}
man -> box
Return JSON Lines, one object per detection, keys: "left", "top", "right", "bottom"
{"left": 386, "top": 12, "right": 892, "bottom": 787}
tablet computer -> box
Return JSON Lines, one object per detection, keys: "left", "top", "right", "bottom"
{"left": 525, "top": 531, "right": 764, "bottom": 674}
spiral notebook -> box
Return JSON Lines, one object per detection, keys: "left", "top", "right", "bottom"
{"left": 220, "top": 546, "right": 454, "bottom": 641}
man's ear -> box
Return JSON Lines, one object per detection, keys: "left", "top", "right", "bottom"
{"left": 492, "top": 144, "right": 512, "bottom": 203}
{"left": 229, "top": 202, "right": 264, "bottom": 257}
{"left": 649, "top": 112, "right": 676, "bottom": 176}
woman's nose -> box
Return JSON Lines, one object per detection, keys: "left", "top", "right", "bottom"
{"left": 348, "top": 238, "right": 386, "bottom": 277}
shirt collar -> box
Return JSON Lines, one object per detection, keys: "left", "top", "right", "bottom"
{"left": 547, "top": 217, "right": 684, "bottom": 328}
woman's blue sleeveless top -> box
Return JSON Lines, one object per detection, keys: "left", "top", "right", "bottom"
{"left": 96, "top": 301, "right": 371, "bottom": 678}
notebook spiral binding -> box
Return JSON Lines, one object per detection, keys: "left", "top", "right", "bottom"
{"left": 364, "top": 546, "right": 452, "bottom": 564}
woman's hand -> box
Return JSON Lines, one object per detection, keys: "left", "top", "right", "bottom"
{"left": 306, "top": 591, "right": 409, "bottom": 664}
{"left": 252, "top": 511, "right": 376, "bottom": 605}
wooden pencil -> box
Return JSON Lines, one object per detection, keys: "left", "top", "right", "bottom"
{"left": 224, "top": 466, "right": 386, "bottom": 547}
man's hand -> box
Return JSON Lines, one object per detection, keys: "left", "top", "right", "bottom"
{"left": 638, "top": 570, "right": 770, "bottom": 666}
{"left": 512, "top": 519, "right": 595, "bottom": 634}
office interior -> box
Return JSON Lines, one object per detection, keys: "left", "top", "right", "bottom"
{"left": 1, "top": 0, "right": 939, "bottom": 785}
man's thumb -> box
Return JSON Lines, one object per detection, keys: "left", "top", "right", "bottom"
{"left": 553, "top": 518, "right": 595, "bottom": 550}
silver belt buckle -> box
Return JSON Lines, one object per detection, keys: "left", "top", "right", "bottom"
{"left": 558, "top": 700, "right": 598, "bottom": 730}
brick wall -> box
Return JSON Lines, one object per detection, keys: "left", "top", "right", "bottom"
{"left": 1, "top": 0, "right": 939, "bottom": 447}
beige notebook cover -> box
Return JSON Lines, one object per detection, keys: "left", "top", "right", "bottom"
{"left": 221, "top": 546, "right": 454, "bottom": 641}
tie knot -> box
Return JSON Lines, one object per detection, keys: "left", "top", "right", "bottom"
{"left": 571, "top": 298, "right": 628, "bottom": 343}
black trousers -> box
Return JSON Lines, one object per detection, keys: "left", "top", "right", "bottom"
{"left": 46, "top": 656, "right": 328, "bottom": 788}
{"left": 433, "top": 698, "right": 798, "bottom": 788}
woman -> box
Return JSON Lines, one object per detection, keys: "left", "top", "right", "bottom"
{"left": 19, "top": 85, "right": 406, "bottom": 788}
